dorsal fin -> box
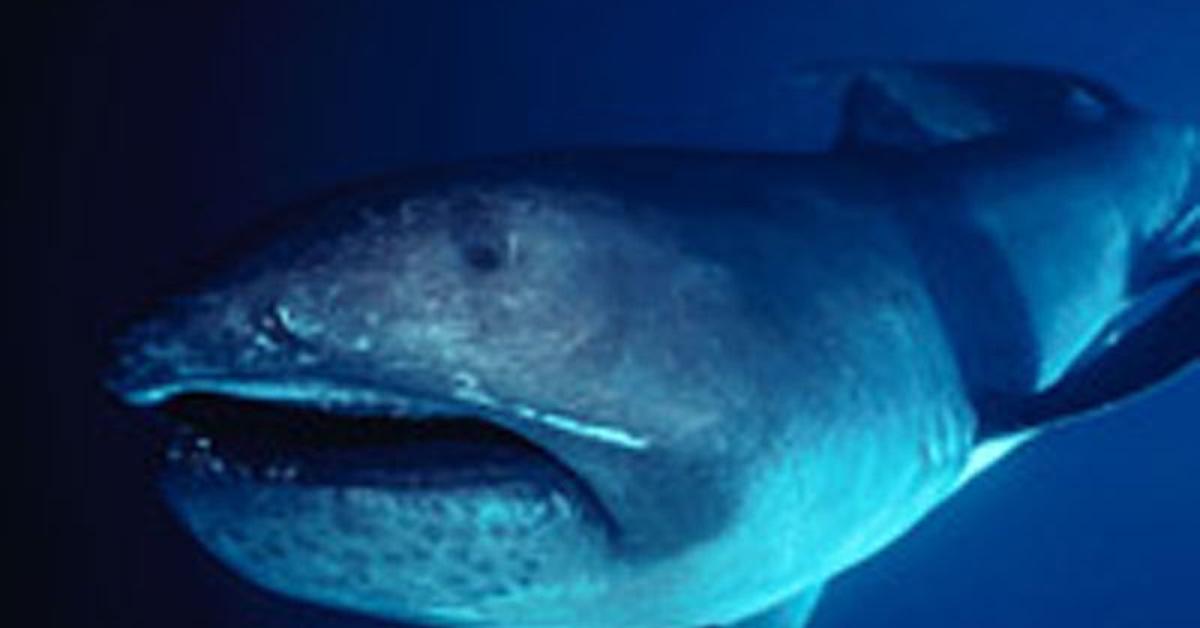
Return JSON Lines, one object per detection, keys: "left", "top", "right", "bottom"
{"left": 978, "top": 280, "right": 1200, "bottom": 439}
{"left": 825, "top": 63, "right": 1131, "bottom": 152}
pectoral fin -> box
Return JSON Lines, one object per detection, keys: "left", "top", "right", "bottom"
{"left": 1131, "top": 186, "right": 1200, "bottom": 291}
{"left": 722, "top": 585, "right": 824, "bottom": 628}
{"left": 981, "top": 280, "right": 1200, "bottom": 438}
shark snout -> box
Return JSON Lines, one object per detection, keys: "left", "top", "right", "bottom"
{"left": 105, "top": 294, "right": 302, "bottom": 406}
{"left": 105, "top": 272, "right": 415, "bottom": 404}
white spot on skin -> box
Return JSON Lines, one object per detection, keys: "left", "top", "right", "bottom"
{"left": 452, "top": 371, "right": 479, "bottom": 390}
{"left": 506, "top": 232, "right": 522, "bottom": 263}
{"left": 252, "top": 332, "right": 279, "bottom": 351}
{"left": 451, "top": 371, "right": 497, "bottom": 406}
{"left": 274, "top": 303, "right": 325, "bottom": 340}
{"left": 531, "top": 412, "right": 650, "bottom": 450}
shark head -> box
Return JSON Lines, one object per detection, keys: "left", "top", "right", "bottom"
{"left": 106, "top": 175, "right": 813, "bottom": 626}
{"left": 104, "top": 63, "right": 1200, "bottom": 628}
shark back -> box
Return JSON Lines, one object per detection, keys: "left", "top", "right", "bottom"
{"left": 829, "top": 63, "right": 1200, "bottom": 478}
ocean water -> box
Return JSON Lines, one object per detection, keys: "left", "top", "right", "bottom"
{"left": 31, "top": 2, "right": 1200, "bottom": 626}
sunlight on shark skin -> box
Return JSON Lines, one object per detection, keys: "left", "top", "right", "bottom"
{"left": 105, "top": 64, "right": 1200, "bottom": 627}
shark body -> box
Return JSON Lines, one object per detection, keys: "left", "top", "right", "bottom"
{"left": 108, "top": 65, "right": 1200, "bottom": 627}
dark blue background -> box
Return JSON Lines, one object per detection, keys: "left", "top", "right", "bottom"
{"left": 26, "top": 2, "right": 1200, "bottom": 626}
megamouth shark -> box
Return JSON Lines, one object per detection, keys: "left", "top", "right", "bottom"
{"left": 106, "top": 64, "right": 1200, "bottom": 627}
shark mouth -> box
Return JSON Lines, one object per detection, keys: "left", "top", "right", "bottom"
{"left": 131, "top": 386, "right": 603, "bottom": 508}
{"left": 154, "top": 393, "right": 579, "bottom": 490}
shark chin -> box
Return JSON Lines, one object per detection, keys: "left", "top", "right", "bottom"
{"left": 133, "top": 385, "right": 618, "bottom": 625}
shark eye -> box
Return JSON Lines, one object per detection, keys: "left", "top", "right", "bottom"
{"left": 447, "top": 193, "right": 509, "bottom": 273}
{"left": 462, "top": 241, "right": 503, "bottom": 272}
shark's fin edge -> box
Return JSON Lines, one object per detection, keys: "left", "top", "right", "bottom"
{"left": 827, "top": 63, "right": 1129, "bottom": 153}
{"left": 979, "top": 280, "right": 1200, "bottom": 439}
{"left": 720, "top": 585, "right": 824, "bottom": 628}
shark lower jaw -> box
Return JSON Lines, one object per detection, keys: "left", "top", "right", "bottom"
{"left": 114, "top": 383, "right": 619, "bottom": 621}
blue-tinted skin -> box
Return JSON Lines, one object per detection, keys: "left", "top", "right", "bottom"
{"left": 108, "top": 85, "right": 1198, "bottom": 625}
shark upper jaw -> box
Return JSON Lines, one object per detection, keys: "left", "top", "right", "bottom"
{"left": 106, "top": 371, "right": 621, "bottom": 533}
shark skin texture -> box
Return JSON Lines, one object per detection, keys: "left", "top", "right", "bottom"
{"left": 106, "top": 64, "right": 1200, "bottom": 627}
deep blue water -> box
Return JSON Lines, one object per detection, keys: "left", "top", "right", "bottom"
{"left": 28, "top": 2, "right": 1200, "bottom": 626}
